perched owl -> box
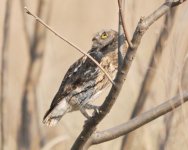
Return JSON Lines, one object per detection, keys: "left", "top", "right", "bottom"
{"left": 43, "top": 29, "right": 119, "bottom": 126}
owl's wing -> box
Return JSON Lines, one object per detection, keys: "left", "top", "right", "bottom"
{"left": 50, "top": 53, "right": 101, "bottom": 109}
{"left": 43, "top": 53, "right": 102, "bottom": 126}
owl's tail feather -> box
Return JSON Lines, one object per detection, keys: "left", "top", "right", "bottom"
{"left": 43, "top": 100, "right": 70, "bottom": 127}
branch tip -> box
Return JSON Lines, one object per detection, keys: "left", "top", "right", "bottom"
{"left": 24, "top": 6, "right": 30, "bottom": 15}
{"left": 24, "top": 7, "right": 114, "bottom": 84}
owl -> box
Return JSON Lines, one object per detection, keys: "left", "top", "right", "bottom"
{"left": 43, "top": 29, "right": 119, "bottom": 126}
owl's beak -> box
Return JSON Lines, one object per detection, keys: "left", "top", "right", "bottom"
{"left": 92, "top": 36, "right": 97, "bottom": 42}
{"left": 92, "top": 37, "right": 98, "bottom": 48}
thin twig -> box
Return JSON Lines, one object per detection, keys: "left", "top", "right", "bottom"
{"left": 24, "top": 7, "right": 114, "bottom": 84}
{"left": 71, "top": 1, "right": 187, "bottom": 149}
{"left": 118, "top": 0, "right": 133, "bottom": 48}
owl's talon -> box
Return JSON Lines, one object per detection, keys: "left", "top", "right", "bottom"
{"left": 84, "top": 104, "right": 100, "bottom": 116}
{"left": 94, "top": 107, "right": 100, "bottom": 114}
{"left": 80, "top": 107, "right": 91, "bottom": 119}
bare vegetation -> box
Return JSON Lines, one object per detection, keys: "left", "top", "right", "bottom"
{"left": 0, "top": 0, "right": 188, "bottom": 150}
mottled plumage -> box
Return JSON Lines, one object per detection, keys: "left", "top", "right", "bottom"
{"left": 43, "top": 29, "right": 119, "bottom": 126}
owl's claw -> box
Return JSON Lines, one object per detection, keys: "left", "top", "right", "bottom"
{"left": 83, "top": 104, "right": 101, "bottom": 127}
{"left": 80, "top": 107, "right": 91, "bottom": 119}
{"left": 84, "top": 104, "right": 100, "bottom": 116}
{"left": 93, "top": 107, "right": 100, "bottom": 115}
{"left": 80, "top": 104, "right": 100, "bottom": 119}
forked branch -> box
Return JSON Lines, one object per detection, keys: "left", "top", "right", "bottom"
{"left": 85, "top": 92, "right": 188, "bottom": 147}
{"left": 71, "top": 1, "right": 187, "bottom": 149}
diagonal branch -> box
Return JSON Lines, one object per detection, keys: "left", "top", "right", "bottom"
{"left": 121, "top": 4, "right": 178, "bottom": 149}
{"left": 131, "top": 6, "right": 177, "bottom": 118}
{"left": 71, "top": 1, "right": 187, "bottom": 149}
{"left": 24, "top": 7, "right": 114, "bottom": 84}
{"left": 86, "top": 92, "right": 188, "bottom": 146}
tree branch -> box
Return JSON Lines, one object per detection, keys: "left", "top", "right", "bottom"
{"left": 131, "top": 5, "right": 177, "bottom": 118}
{"left": 86, "top": 92, "right": 188, "bottom": 146}
{"left": 118, "top": 0, "right": 132, "bottom": 48}
{"left": 118, "top": 0, "right": 127, "bottom": 67}
{"left": 71, "top": 1, "right": 187, "bottom": 149}
{"left": 24, "top": 7, "right": 114, "bottom": 84}
{"left": 121, "top": 4, "right": 177, "bottom": 149}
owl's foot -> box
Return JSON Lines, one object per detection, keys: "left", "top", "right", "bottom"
{"left": 80, "top": 104, "right": 100, "bottom": 119}
{"left": 80, "top": 107, "right": 91, "bottom": 119}
{"left": 81, "top": 104, "right": 101, "bottom": 126}
{"left": 85, "top": 104, "right": 100, "bottom": 115}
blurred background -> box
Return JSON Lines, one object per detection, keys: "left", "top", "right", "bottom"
{"left": 1, "top": 0, "right": 188, "bottom": 149}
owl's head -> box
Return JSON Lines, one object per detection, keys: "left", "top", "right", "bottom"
{"left": 91, "top": 29, "right": 118, "bottom": 50}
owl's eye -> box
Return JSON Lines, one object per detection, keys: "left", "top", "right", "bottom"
{"left": 100, "top": 32, "right": 108, "bottom": 39}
